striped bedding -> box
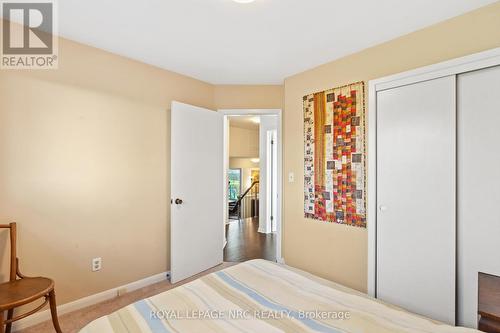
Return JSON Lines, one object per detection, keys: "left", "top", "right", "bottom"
{"left": 80, "top": 260, "right": 478, "bottom": 332}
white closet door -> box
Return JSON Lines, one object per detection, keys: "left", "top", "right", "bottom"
{"left": 457, "top": 65, "right": 500, "bottom": 328}
{"left": 376, "top": 76, "right": 456, "bottom": 324}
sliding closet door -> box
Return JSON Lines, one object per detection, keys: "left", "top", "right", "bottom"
{"left": 457, "top": 65, "right": 500, "bottom": 328}
{"left": 376, "top": 76, "right": 456, "bottom": 324}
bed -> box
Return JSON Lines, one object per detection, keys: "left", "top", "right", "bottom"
{"left": 80, "top": 260, "right": 478, "bottom": 332}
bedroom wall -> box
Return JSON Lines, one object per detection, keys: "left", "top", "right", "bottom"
{"left": 0, "top": 31, "right": 215, "bottom": 305}
{"left": 282, "top": 1, "right": 500, "bottom": 292}
{"left": 214, "top": 85, "right": 284, "bottom": 110}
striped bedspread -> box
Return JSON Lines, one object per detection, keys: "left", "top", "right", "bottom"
{"left": 80, "top": 260, "right": 478, "bottom": 332}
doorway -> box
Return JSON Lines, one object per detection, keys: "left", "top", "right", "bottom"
{"left": 220, "top": 109, "right": 282, "bottom": 263}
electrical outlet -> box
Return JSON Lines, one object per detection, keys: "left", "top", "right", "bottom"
{"left": 288, "top": 172, "right": 295, "bottom": 183}
{"left": 92, "top": 257, "right": 102, "bottom": 272}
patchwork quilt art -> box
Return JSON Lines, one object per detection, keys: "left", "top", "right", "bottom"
{"left": 303, "top": 81, "right": 366, "bottom": 228}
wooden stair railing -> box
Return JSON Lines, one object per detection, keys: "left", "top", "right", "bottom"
{"left": 229, "top": 181, "right": 259, "bottom": 214}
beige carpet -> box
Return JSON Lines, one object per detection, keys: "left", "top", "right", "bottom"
{"left": 19, "top": 262, "right": 237, "bottom": 333}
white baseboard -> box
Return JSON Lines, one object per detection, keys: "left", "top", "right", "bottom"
{"left": 276, "top": 257, "right": 285, "bottom": 264}
{"left": 258, "top": 226, "right": 272, "bottom": 234}
{"left": 13, "top": 271, "right": 169, "bottom": 331}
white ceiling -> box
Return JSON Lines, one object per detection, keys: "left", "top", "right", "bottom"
{"left": 54, "top": 0, "right": 495, "bottom": 84}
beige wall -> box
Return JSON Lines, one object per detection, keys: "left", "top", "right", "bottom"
{"left": 283, "top": 1, "right": 500, "bottom": 293}
{"left": 229, "top": 126, "right": 259, "bottom": 158}
{"left": 214, "top": 85, "right": 283, "bottom": 109}
{"left": 0, "top": 33, "right": 217, "bottom": 305}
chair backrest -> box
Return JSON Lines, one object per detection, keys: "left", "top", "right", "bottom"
{"left": 0, "top": 222, "right": 17, "bottom": 282}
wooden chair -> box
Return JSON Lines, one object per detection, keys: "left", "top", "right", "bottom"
{"left": 0, "top": 223, "right": 62, "bottom": 333}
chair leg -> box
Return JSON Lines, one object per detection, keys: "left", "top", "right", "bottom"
{"left": 5, "top": 309, "right": 13, "bottom": 333}
{"left": 48, "top": 290, "right": 62, "bottom": 333}
{"left": 0, "top": 310, "right": 5, "bottom": 333}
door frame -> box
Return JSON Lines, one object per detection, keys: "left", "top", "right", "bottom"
{"left": 219, "top": 108, "right": 284, "bottom": 263}
{"left": 266, "top": 129, "right": 278, "bottom": 233}
{"left": 367, "top": 47, "right": 500, "bottom": 297}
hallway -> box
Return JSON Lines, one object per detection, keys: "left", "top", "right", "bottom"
{"left": 224, "top": 217, "right": 276, "bottom": 262}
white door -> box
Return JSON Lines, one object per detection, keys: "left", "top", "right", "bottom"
{"left": 457, "top": 65, "right": 500, "bottom": 328}
{"left": 170, "top": 101, "right": 223, "bottom": 283}
{"left": 376, "top": 76, "right": 456, "bottom": 324}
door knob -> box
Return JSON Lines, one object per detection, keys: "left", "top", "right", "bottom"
{"left": 175, "top": 198, "right": 183, "bottom": 205}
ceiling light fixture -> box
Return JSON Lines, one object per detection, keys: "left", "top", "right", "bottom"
{"left": 232, "top": 0, "right": 256, "bottom": 3}
{"left": 251, "top": 158, "right": 260, "bottom": 163}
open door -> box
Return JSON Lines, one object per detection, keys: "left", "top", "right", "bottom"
{"left": 170, "top": 101, "right": 223, "bottom": 283}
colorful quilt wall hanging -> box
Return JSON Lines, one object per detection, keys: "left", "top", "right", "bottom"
{"left": 303, "top": 81, "right": 366, "bottom": 228}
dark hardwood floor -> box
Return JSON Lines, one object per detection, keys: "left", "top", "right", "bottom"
{"left": 224, "top": 217, "right": 276, "bottom": 262}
